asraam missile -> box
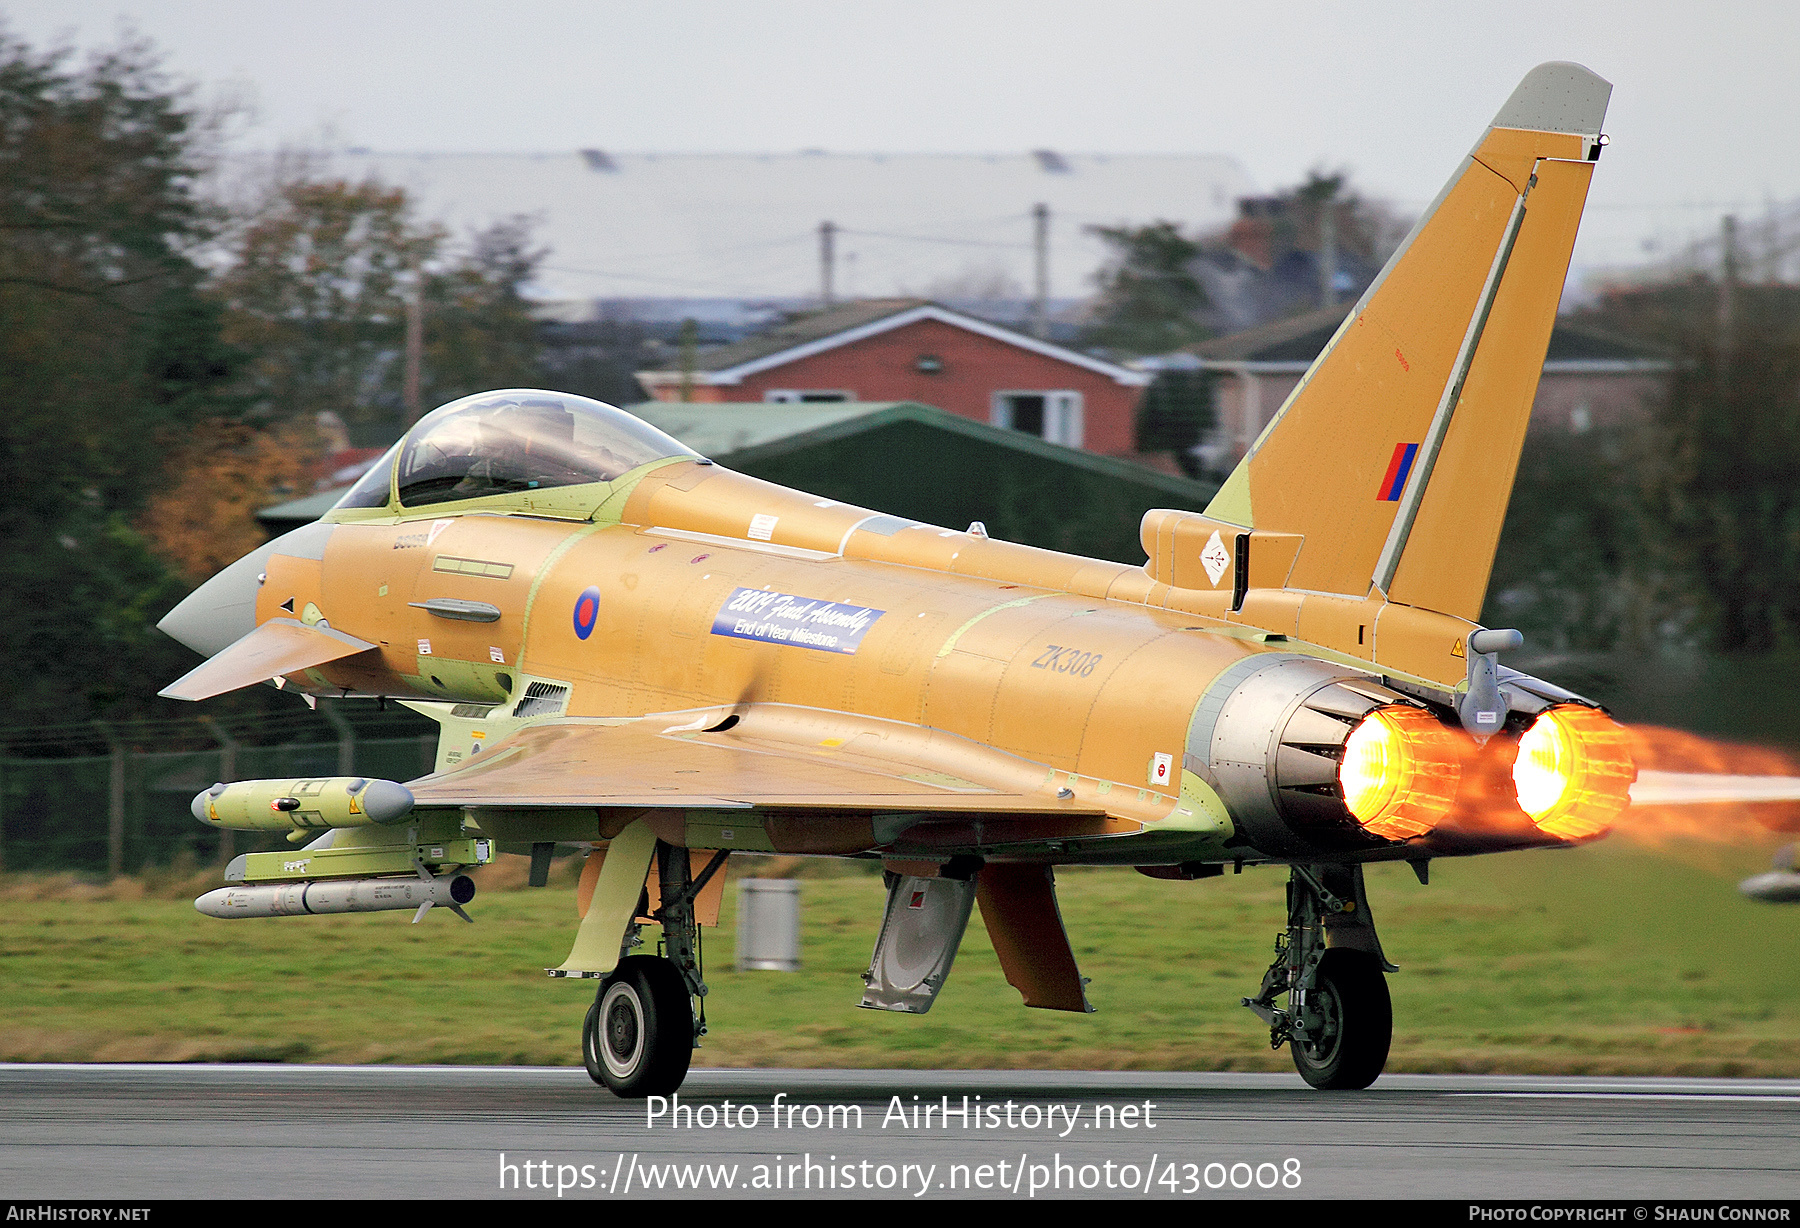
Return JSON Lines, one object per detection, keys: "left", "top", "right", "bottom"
{"left": 192, "top": 776, "right": 413, "bottom": 832}
{"left": 195, "top": 873, "right": 475, "bottom": 919}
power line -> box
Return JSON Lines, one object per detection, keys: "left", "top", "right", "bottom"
{"left": 539, "top": 264, "right": 794, "bottom": 295}
{"left": 838, "top": 227, "right": 1029, "bottom": 250}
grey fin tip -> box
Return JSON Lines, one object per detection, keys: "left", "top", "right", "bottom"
{"left": 1491, "top": 61, "right": 1612, "bottom": 135}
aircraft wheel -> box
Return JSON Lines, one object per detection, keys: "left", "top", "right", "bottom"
{"left": 583, "top": 955, "right": 693, "bottom": 1098}
{"left": 1291, "top": 949, "right": 1391, "bottom": 1090}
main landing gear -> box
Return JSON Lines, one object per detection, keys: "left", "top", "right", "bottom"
{"left": 1241, "top": 863, "right": 1394, "bottom": 1090}
{"left": 583, "top": 841, "right": 727, "bottom": 1098}
{"left": 585, "top": 956, "right": 692, "bottom": 1097}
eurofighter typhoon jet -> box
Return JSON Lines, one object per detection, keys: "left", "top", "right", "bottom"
{"left": 161, "top": 63, "right": 1672, "bottom": 1096}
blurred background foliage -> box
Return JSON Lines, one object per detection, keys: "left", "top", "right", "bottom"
{"left": 0, "top": 31, "right": 551, "bottom": 732}
{"left": 4, "top": 26, "right": 1799, "bottom": 756}
{"left": 1486, "top": 284, "right": 1800, "bottom": 661}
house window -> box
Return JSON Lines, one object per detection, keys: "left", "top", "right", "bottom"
{"left": 992, "top": 391, "right": 1083, "bottom": 447}
{"left": 764, "top": 389, "right": 854, "bottom": 403}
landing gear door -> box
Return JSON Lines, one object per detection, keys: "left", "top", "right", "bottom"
{"left": 859, "top": 872, "right": 977, "bottom": 1014}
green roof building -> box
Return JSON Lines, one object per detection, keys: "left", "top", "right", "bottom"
{"left": 260, "top": 400, "right": 1216, "bottom": 565}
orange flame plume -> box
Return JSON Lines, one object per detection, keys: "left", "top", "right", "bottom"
{"left": 1617, "top": 726, "right": 1800, "bottom": 846}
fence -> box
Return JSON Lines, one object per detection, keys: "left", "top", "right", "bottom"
{"left": 0, "top": 705, "right": 440, "bottom": 876}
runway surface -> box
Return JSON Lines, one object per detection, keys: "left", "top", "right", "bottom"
{"left": 2, "top": 1064, "right": 1795, "bottom": 1200}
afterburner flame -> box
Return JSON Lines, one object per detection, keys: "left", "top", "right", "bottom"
{"left": 1512, "top": 706, "right": 1635, "bottom": 841}
{"left": 1615, "top": 725, "right": 1800, "bottom": 846}
{"left": 1339, "top": 705, "right": 1462, "bottom": 840}
{"left": 1624, "top": 725, "right": 1800, "bottom": 776}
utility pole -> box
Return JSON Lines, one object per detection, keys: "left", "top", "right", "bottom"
{"left": 403, "top": 266, "right": 424, "bottom": 423}
{"left": 1031, "top": 202, "right": 1050, "bottom": 339}
{"left": 819, "top": 220, "right": 837, "bottom": 308}
{"left": 94, "top": 722, "right": 124, "bottom": 879}
{"left": 1719, "top": 213, "right": 1739, "bottom": 377}
{"left": 1763, "top": 196, "right": 1779, "bottom": 284}
{"left": 677, "top": 318, "right": 698, "bottom": 403}
{"left": 1319, "top": 202, "right": 1339, "bottom": 308}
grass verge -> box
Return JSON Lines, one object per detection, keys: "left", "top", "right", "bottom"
{"left": 3, "top": 837, "right": 1796, "bottom": 1075}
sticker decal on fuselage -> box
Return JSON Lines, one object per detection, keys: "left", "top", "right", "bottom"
{"left": 711, "top": 587, "right": 885, "bottom": 654}
{"left": 1377, "top": 442, "right": 1419, "bottom": 501}
{"left": 572, "top": 586, "right": 601, "bottom": 640}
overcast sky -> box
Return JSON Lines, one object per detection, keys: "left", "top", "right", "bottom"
{"left": 7, "top": 0, "right": 1798, "bottom": 279}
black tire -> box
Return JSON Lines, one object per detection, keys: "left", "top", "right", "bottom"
{"left": 1291, "top": 948, "right": 1391, "bottom": 1090}
{"left": 582, "top": 955, "right": 693, "bottom": 1098}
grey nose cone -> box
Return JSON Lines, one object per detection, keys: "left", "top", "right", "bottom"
{"left": 191, "top": 782, "right": 227, "bottom": 823}
{"left": 360, "top": 779, "right": 415, "bottom": 825}
{"left": 158, "top": 522, "right": 335, "bottom": 658}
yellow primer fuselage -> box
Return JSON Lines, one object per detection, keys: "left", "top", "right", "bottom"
{"left": 202, "top": 87, "right": 1615, "bottom": 871}
{"left": 253, "top": 457, "right": 1493, "bottom": 864}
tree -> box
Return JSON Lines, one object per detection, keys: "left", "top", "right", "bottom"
{"left": 137, "top": 419, "right": 325, "bottom": 585}
{"left": 1198, "top": 169, "right": 1412, "bottom": 332}
{"left": 1081, "top": 220, "right": 1209, "bottom": 356}
{"left": 1481, "top": 425, "right": 1666, "bottom": 653}
{"left": 539, "top": 315, "right": 669, "bottom": 407}
{"left": 1648, "top": 334, "right": 1800, "bottom": 651}
{"left": 0, "top": 29, "right": 243, "bottom": 725}
{"left": 1134, "top": 369, "right": 1215, "bottom": 476}
{"left": 0, "top": 31, "right": 238, "bottom": 512}
{"left": 213, "top": 174, "right": 550, "bottom": 440}
{"left": 213, "top": 176, "right": 441, "bottom": 438}
{"left": 420, "top": 216, "right": 548, "bottom": 408}
{"left": 1480, "top": 279, "right": 1800, "bottom": 659}
{"left": 1503, "top": 280, "right": 1800, "bottom": 655}
{"left": 1288, "top": 169, "right": 1408, "bottom": 286}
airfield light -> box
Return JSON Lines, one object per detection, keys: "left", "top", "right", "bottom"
{"left": 1511, "top": 706, "right": 1635, "bottom": 841}
{"left": 1339, "top": 706, "right": 1461, "bottom": 840}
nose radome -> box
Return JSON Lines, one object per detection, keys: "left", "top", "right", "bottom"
{"left": 157, "top": 522, "right": 336, "bottom": 659}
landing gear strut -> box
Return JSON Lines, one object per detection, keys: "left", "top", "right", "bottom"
{"left": 583, "top": 841, "right": 727, "bottom": 1098}
{"left": 1242, "top": 863, "right": 1393, "bottom": 1090}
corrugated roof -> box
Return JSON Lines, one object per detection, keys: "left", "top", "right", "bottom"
{"left": 685, "top": 299, "right": 929, "bottom": 372}
{"left": 1543, "top": 321, "right": 1676, "bottom": 363}
{"left": 258, "top": 399, "right": 1213, "bottom": 531}
{"left": 1187, "top": 304, "right": 1351, "bottom": 362}
{"left": 293, "top": 150, "right": 1255, "bottom": 302}
{"left": 630, "top": 400, "right": 1213, "bottom": 501}
{"left": 255, "top": 487, "right": 348, "bottom": 525}
{"left": 1186, "top": 304, "right": 1675, "bottom": 366}
{"left": 629, "top": 400, "right": 881, "bottom": 457}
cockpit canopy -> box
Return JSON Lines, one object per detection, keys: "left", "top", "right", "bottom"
{"left": 334, "top": 390, "right": 699, "bottom": 511}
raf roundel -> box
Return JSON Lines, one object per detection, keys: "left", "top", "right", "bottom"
{"left": 572, "top": 586, "right": 601, "bottom": 640}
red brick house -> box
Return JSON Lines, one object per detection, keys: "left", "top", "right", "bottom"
{"left": 636, "top": 299, "right": 1152, "bottom": 457}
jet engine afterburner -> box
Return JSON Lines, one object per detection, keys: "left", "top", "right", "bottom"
{"left": 1510, "top": 704, "right": 1635, "bottom": 840}
{"left": 1195, "top": 655, "right": 1636, "bottom": 857}
{"left": 1338, "top": 705, "right": 1463, "bottom": 839}
{"left": 1197, "top": 657, "right": 1462, "bottom": 857}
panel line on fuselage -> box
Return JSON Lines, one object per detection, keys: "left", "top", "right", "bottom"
{"left": 644, "top": 525, "right": 838, "bottom": 561}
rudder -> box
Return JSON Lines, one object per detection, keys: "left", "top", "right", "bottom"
{"left": 1204, "top": 63, "right": 1611, "bottom": 621}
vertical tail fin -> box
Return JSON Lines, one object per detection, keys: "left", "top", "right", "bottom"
{"left": 1205, "top": 62, "right": 1611, "bottom": 621}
